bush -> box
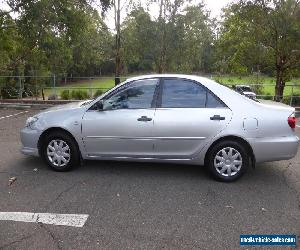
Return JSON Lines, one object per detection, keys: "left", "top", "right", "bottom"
{"left": 260, "top": 92, "right": 273, "bottom": 100}
{"left": 93, "top": 89, "right": 103, "bottom": 98}
{"left": 281, "top": 94, "right": 300, "bottom": 106}
{"left": 250, "top": 83, "right": 263, "bottom": 95}
{"left": 1, "top": 86, "right": 19, "bottom": 99}
{"left": 214, "top": 78, "right": 224, "bottom": 85}
{"left": 60, "top": 90, "right": 70, "bottom": 100}
{"left": 48, "top": 94, "right": 58, "bottom": 100}
{"left": 290, "top": 92, "right": 300, "bottom": 106}
{"left": 71, "top": 90, "right": 88, "bottom": 100}
{"left": 282, "top": 96, "right": 290, "bottom": 105}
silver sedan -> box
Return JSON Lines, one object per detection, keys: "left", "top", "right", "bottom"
{"left": 20, "top": 74, "right": 299, "bottom": 181}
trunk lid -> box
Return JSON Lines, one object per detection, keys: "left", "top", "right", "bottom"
{"left": 258, "top": 99, "right": 294, "bottom": 113}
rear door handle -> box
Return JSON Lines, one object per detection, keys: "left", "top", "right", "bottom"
{"left": 210, "top": 115, "right": 225, "bottom": 121}
{"left": 137, "top": 116, "right": 152, "bottom": 122}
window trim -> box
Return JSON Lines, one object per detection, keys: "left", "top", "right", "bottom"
{"left": 157, "top": 77, "right": 228, "bottom": 109}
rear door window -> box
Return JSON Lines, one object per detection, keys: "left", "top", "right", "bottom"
{"left": 161, "top": 79, "right": 225, "bottom": 108}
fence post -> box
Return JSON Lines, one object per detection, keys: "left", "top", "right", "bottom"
{"left": 35, "top": 74, "right": 38, "bottom": 100}
{"left": 290, "top": 85, "right": 294, "bottom": 106}
{"left": 18, "top": 77, "right": 22, "bottom": 99}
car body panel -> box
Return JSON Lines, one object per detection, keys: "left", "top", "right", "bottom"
{"left": 82, "top": 109, "right": 156, "bottom": 156}
{"left": 20, "top": 74, "right": 299, "bottom": 166}
{"left": 21, "top": 105, "right": 87, "bottom": 156}
{"left": 152, "top": 107, "right": 232, "bottom": 158}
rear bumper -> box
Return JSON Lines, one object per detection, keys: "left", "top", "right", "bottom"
{"left": 20, "top": 127, "right": 41, "bottom": 157}
{"left": 248, "top": 136, "right": 299, "bottom": 163}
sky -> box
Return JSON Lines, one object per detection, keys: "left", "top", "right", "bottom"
{"left": 203, "top": 0, "right": 231, "bottom": 17}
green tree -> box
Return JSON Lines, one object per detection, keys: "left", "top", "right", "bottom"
{"left": 217, "top": 0, "right": 300, "bottom": 100}
{"left": 122, "top": 7, "right": 156, "bottom": 73}
{"left": 175, "top": 5, "right": 215, "bottom": 73}
{"left": 2, "top": 0, "right": 113, "bottom": 81}
{"left": 0, "top": 11, "right": 22, "bottom": 74}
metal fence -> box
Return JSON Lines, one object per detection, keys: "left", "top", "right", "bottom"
{"left": 0, "top": 75, "right": 125, "bottom": 101}
{"left": 0, "top": 75, "right": 299, "bottom": 106}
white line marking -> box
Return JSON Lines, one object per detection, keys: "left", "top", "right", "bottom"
{"left": 0, "top": 212, "right": 89, "bottom": 227}
{"left": 296, "top": 125, "right": 300, "bottom": 128}
{"left": 0, "top": 111, "right": 29, "bottom": 120}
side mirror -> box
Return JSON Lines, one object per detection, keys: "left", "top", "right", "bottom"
{"left": 95, "top": 100, "right": 103, "bottom": 111}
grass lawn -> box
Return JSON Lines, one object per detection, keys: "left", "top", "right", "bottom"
{"left": 42, "top": 75, "right": 300, "bottom": 99}
{"left": 43, "top": 78, "right": 118, "bottom": 98}
{"left": 213, "top": 75, "right": 300, "bottom": 96}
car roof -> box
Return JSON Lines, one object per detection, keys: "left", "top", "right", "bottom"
{"left": 127, "top": 73, "right": 205, "bottom": 80}
{"left": 125, "top": 74, "right": 219, "bottom": 88}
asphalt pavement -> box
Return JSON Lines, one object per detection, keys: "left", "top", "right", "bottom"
{"left": 0, "top": 108, "right": 299, "bottom": 250}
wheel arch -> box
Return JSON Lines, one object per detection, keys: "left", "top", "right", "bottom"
{"left": 37, "top": 127, "right": 80, "bottom": 157}
{"left": 204, "top": 135, "right": 255, "bottom": 167}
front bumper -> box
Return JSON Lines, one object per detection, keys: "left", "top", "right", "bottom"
{"left": 21, "top": 147, "right": 39, "bottom": 156}
{"left": 20, "top": 127, "right": 42, "bottom": 157}
{"left": 249, "top": 135, "right": 300, "bottom": 163}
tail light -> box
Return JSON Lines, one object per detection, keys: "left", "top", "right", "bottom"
{"left": 288, "top": 114, "right": 296, "bottom": 129}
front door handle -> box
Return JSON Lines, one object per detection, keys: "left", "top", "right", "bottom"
{"left": 210, "top": 115, "right": 225, "bottom": 121}
{"left": 137, "top": 116, "right": 152, "bottom": 122}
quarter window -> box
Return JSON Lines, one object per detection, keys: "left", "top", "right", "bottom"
{"left": 161, "top": 79, "right": 225, "bottom": 108}
{"left": 103, "top": 79, "right": 159, "bottom": 110}
{"left": 206, "top": 91, "right": 226, "bottom": 108}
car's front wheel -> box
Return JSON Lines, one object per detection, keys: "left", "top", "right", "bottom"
{"left": 207, "top": 140, "right": 249, "bottom": 182}
{"left": 42, "top": 131, "right": 80, "bottom": 171}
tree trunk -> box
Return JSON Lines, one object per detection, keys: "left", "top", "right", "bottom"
{"left": 157, "top": 0, "right": 166, "bottom": 74}
{"left": 158, "top": 32, "right": 166, "bottom": 73}
{"left": 274, "top": 63, "right": 285, "bottom": 102}
{"left": 114, "top": 0, "right": 121, "bottom": 86}
{"left": 115, "top": 33, "right": 121, "bottom": 85}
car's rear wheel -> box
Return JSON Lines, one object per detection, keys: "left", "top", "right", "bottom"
{"left": 42, "top": 131, "right": 79, "bottom": 171}
{"left": 207, "top": 140, "right": 249, "bottom": 182}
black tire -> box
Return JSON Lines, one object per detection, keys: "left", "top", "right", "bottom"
{"left": 206, "top": 140, "right": 249, "bottom": 182}
{"left": 41, "top": 131, "right": 80, "bottom": 171}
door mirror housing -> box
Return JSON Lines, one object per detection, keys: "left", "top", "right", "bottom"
{"left": 95, "top": 100, "right": 103, "bottom": 111}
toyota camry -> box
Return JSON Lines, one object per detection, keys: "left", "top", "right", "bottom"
{"left": 20, "top": 74, "right": 299, "bottom": 182}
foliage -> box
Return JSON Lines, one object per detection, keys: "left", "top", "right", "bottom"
{"left": 217, "top": 0, "right": 300, "bottom": 99}
{"left": 60, "top": 90, "right": 70, "bottom": 100}
{"left": 260, "top": 93, "right": 273, "bottom": 100}
{"left": 0, "top": 0, "right": 300, "bottom": 99}
{"left": 121, "top": 4, "right": 215, "bottom": 74}
{"left": 48, "top": 93, "right": 58, "bottom": 100}
{"left": 93, "top": 89, "right": 103, "bottom": 98}
{"left": 1, "top": 0, "right": 113, "bottom": 79}
{"left": 71, "top": 90, "right": 89, "bottom": 100}
{"left": 0, "top": 11, "right": 22, "bottom": 74}
{"left": 291, "top": 94, "right": 300, "bottom": 106}
{"left": 282, "top": 92, "right": 300, "bottom": 106}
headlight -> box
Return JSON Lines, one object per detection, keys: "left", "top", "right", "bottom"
{"left": 25, "top": 117, "right": 38, "bottom": 129}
